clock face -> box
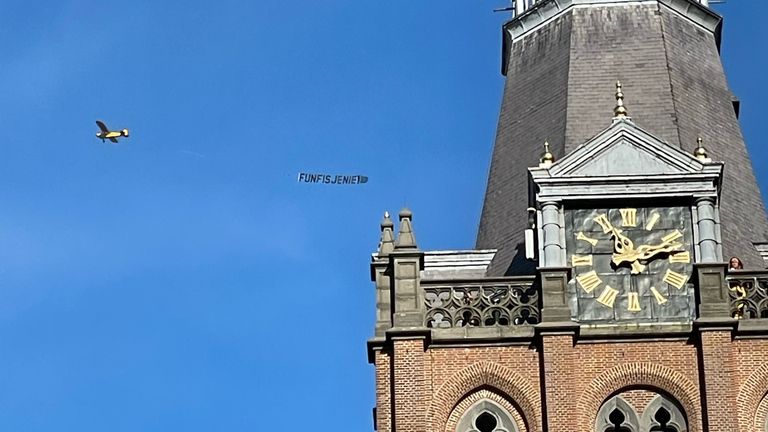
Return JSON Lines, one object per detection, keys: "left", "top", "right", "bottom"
{"left": 565, "top": 206, "right": 695, "bottom": 322}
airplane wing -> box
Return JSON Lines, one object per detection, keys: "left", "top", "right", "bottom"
{"left": 108, "top": 137, "right": 119, "bottom": 144}
{"left": 96, "top": 120, "right": 109, "bottom": 133}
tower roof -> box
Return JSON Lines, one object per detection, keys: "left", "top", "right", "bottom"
{"left": 477, "top": 1, "right": 768, "bottom": 274}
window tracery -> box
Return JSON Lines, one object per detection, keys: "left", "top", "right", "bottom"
{"left": 456, "top": 399, "right": 518, "bottom": 432}
{"left": 596, "top": 392, "right": 688, "bottom": 432}
{"left": 640, "top": 395, "right": 687, "bottom": 432}
{"left": 596, "top": 396, "right": 639, "bottom": 432}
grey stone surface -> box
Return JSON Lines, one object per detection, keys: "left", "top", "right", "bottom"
{"left": 430, "top": 325, "right": 535, "bottom": 341}
{"left": 695, "top": 262, "right": 729, "bottom": 318}
{"left": 540, "top": 267, "right": 572, "bottom": 322}
{"left": 419, "top": 250, "right": 497, "bottom": 281}
{"left": 389, "top": 209, "right": 427, "bottom": 329}
{"left": 754, "top": 243, "right": 768, "bottom": 267}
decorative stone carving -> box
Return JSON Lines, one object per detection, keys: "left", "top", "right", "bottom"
{"left": 727, "top": 273, "right": 768, "bottom": 319}
{"left": 424, "top": 281, "right": 539, "bottom": 328}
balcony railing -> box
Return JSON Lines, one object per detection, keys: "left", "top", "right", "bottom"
{"left": 727, "top": 272, "right": 768, "bottom": 319}
{"left": 423, "top": 277, "right": 539, "bottom": 328}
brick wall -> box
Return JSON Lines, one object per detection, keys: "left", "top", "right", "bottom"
{"left": 374, "top": 332, "right": 768, "bottom": 431}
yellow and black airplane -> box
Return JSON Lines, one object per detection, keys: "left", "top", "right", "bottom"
{"left": 95, "top": 120, "right": 129, "bottom": 143}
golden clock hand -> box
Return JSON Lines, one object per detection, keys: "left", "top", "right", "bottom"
{"left": 637, "top": 243, "right": 683, "bottom": 261}
{"left": 610, "top": 228, "right": 638, "bottom": 266}
{"left": 635, "top": 238, "right": 684, "bottom": 261}
{"left": 595, "top": 213, "right": 639, "bottom": 265}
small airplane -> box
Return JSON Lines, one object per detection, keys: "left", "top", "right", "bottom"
{"left": 95, "top": 120, "right": 129, "bottom": 143}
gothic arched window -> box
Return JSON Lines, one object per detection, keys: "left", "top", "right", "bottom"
{"left": 640, "top": 395, "right": 687, "bottom": 432}
{"left": 595, "top": 396, "right": 639, "bottom": 432}
{"left": 456, "top": 399, "right": 518, "bottom": 432}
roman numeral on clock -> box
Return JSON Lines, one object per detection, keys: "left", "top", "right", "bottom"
{"left": 597, "top": 286, "right": 619, "bottom": 308}
{"left": 576, "top": 271, "right": 602, "bottom": 293}
{"left": 571, "top": 255, "right": 593, "bottom": 267}
{"left": 620, "top": 208, "right": 637, "bottom": 227}
{"left": 650, "top": 287, "right": 668, "bottom": 305}
{"left": 645, "top": 212, "right": 660, "bottom": 230}
{"left": 662, "top": 230, "right": 683, "bottom": 243}
{"left": 669, "top": 251, "right": 690, "bottom": 264}
{"left": 663, "top": 269, "right": 688, "bottom": 289}
{"left": 576, "top": 231, "right": 598, "bottom": 246}
{"left": 627, "top": 292, "right": 641, "bottom": 312}
{"left": 593, "top": 214, "right": 613, "bottom": 233}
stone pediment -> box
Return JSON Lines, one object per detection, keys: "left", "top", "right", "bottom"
{"left": 529, "top": 119, "right": 723, "bottom": 202}
{"left": 549, "top": 119, "right": 704, "bottom": 177}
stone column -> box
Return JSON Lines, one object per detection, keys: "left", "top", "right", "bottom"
{"left": 696, "top": 198, "right": 720, "bottom": 263}
{"left": 389, "top": 209, "right": 425, "bottom": 329}
{"left": 386, "top": 209, "right": 428, "bottom": 432}
{"left": 696, "top": 262, "right": 730, "bottom": 319}
{"left": 541, "top": 201, "right": 564, "bottom": 268}
{"left": 372, "top": 212, "right": 395, "bottom": 337}
{"left": 539, "top": 267, "right": 572, "bottom": 322}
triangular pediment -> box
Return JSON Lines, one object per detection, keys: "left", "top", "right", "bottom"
{"left": 549, "top": 119, "right": 705, "bottom": 178}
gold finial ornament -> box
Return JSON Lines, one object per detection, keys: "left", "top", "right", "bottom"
{"left": 694, "top": 137, "right": 711, "bottom": 162}
{"left": 613, "top": 80, "right": 629, "bottom": 118}
{"left": 539, "top": 141, "right": 555, "bottom": 167}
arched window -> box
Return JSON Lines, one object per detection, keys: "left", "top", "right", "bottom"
{"left": 456, "top": 399, "right": 518, "bottom": 432}
{"left": 640, "top": 394, "right": 687, "bottom": 432}
{"left": 595, "top": 396, "right": 639, "bottom": 432}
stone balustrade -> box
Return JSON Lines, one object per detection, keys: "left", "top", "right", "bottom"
{"left": 423, "top": 277, "right": 539, "bottom": 328}
{"left": 727, "top": 271, "right": 768, "bottom": 319}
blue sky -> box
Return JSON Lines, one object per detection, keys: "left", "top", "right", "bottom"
{"left": 0, "top": 1, "right": 763, "bottom": 430}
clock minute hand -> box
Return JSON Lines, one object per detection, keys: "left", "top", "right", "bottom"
{"left": 635, "top": 241, "right": 683, "bottom": 261}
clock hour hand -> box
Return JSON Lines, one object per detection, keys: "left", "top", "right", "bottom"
{"left": 610, "top": 228, "right": 638, "bottom": 266}
{"left": 595, "top": 214, "right": 639, "bottom": 266}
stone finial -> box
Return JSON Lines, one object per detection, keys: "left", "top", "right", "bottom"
{"left": 539, "top": 141, "right": 555, "bottom": 168}
{"left": 378, "top": 211, "right": 395, "bottom": 256}
{"left": 694, "top": 137, "right": 712, "bottom": 162}
{"left": 395, "top": 208, "right": 418, "bottom": 249}
{"left": 613, "top": 80, "right": 629, "bottom": 119}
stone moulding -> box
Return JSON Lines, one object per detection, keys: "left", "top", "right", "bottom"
{"left": 737, "top": 362, "right": 768, "bottom": 431}
{"left": 428, "top": 360, "right": 541, "bottom": 432}
{"left": 577, "top": 362, "right": 702, "bottom": 432}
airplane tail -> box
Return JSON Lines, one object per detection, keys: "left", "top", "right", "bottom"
{"left": 121, "top": 129, "right": 129, "bottom": 137}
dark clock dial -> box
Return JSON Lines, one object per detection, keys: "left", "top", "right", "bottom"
{"left": 565, "top": 206, "right": 694, "bottom": 322}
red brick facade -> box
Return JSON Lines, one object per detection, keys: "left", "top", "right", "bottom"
{"left": 371, "top": 329, "right": 768, "bottom": 431}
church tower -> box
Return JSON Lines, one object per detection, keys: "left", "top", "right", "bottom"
{"left": 477, "top": 0, "right": 768, "bottom": 276}
{"left": 368, "top": 1, "right": 768, "bottom": 432}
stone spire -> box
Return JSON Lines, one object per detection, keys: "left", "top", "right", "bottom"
{"left": 613, "top": 80, "right": 630, "bottom": 120}
{"left": 378, "top": 211, "right": 395, "bottom": 256}
{"left": 395, "top": 208, "right": 418, "bottom": 249}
